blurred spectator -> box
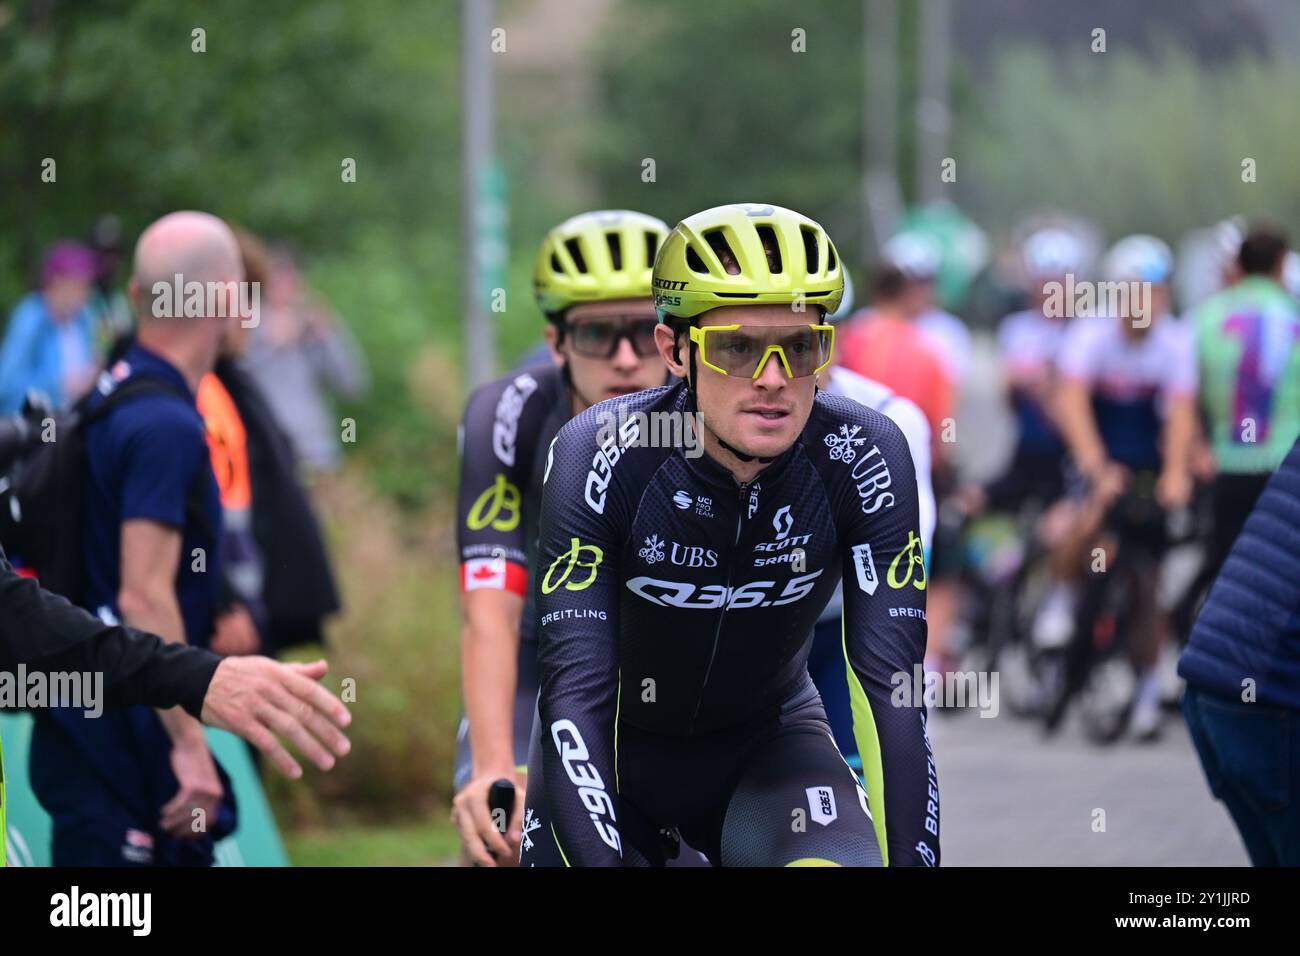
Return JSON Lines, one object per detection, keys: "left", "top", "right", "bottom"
{"left": 243, "top": 248, "right": 369, "bottom": 473}
{"left": 881, "top": 232, "right": 974, "bottom": 390}
{"left": 198, "top": 227, "right": 342, "bottom": 657}
{"left": 30, "top": 211, "right": 240, "bottom": 866}
{"left": 1192, "top": 222, "right": 1300, "bottom": 578}
{"left": 837, "top": 261, "right": 954, "bottom": 444}
{"left": 1179, "top": 434, "right": 1300, "bottom": 866}
{"left": 0, "top": 241, "right": 100, "bottom": 414}
{"left": 88, "top": 214, "right": 136, "bottom": 348}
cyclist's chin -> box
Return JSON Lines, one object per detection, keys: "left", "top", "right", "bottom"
{"left": 729, "top": 417, "right": 799, "bottom": 458}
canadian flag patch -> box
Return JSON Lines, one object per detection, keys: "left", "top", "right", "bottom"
{"left": 460, "top": 558, "right": 528, "bottom": 596}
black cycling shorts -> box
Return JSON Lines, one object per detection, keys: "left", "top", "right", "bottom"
{"left": 520, "top": 678, "right": 881, "bottom": 867}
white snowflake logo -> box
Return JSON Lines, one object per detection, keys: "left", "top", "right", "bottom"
{"left": 824, "top": 424, "right": 867, "bottom": 463}
{"left": 638, "top": 534, "right": 666, "bottom": 564}
{"left": 522, "top": 807, "right": 541, "bottom": 853}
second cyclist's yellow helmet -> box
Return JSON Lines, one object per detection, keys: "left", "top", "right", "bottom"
{"left": 652, "top": 203, "right": 844, "bottom": 323}
{"left": 533, "top": 210, "right": 670, "bottom": 318}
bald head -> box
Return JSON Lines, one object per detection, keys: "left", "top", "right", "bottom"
{"left": 133, "top": 211, "right": 244, "bottom": 321}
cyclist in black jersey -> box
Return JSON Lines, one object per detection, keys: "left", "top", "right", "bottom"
{"left": 452, "top": 211, "right": 670, "bottom": 865}
{"left": 523, "top": 203, "right": 939, "bottom": 866}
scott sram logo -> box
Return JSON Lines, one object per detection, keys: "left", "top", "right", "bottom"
{"left": 551, "top": 719, "right": 622, "bottom": 856}
{"left": 626, "top": 571, "right": 823, "bottom": 609}
{"left": 773, "top": 505, "right": 793, "bottom": 540}
{"left": 542, "top": 538, "right": 604, "bottom": 594}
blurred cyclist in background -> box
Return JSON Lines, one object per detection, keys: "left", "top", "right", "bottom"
{"left": 452, "top": 210, "right": 670, "bottom": 865}
{"left": 986, "top": 227, "right": 1084, "bottom": 512}
{"left": 978, "top": 228, "right": 1085, "bottom": 654}
{"left": 1051, "top": 235, "right": 1198, "bottom": 738}
{"left": 837, "top": 243, "right": 953, "bottom": 445}
{"left": 1192, "top": 223, "right": 1300, "bottom": 580}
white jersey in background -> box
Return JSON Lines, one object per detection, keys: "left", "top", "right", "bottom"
{"left": 819, "top": 365, "right": 935, "bottom": 624}
{"left": 997, "top": 308, "right": 1068, "bottom": 379}
{"left": 1056, "top": 314, "right": 1197, "bottom": 412}
{"left": 916, "top": 308, "right": 973, "bottom": 388}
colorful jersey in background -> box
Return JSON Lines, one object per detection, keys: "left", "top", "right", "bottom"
{"left": 1057, "top": 314, "right": 1197, "bottom": 472}
{"left": 1195, "top": 276, "right": 1300, "bottom": 475}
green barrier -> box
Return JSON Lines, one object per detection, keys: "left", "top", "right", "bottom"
{"left": 0, "top": 712, "right": 288, "bottom": 867}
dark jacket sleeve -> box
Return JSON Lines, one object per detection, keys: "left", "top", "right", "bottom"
{"left": 0, "top": 548, "right": 219, "bottom": 717}
{"left": 220, "top": 359, "right": 341, "bottom": 651}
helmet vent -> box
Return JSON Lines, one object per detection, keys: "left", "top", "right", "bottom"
{"left": 826, "top": 241, "right": 837, "bottom": 272}
{"left": 686, "top": 244, "right": 709, "bottom": 274}
{"left": 802, "top": 227, "right": 820, "bottom": 274}
{"left": 551, "top": 253, "right": 563, "bottom": 274}
{"left": 704, "top": 230, "right": 741, "bottom": 275}
{"left": 756, "top": 225, "right": 782, "bottom": 274}
{"left": 564, "top": 238, "right": 588, "bottom": 274}
{"left": 645, "top": 231, "right": 660, "bottom": 268}
{"left": 606, "top": 232, "right": 623, "bottom": 270}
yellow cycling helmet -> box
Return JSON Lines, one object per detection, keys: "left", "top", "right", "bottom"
{"left": 533, "top": 210, "right": 670, "bottom": 318}
{"left": 652, "top": 203, "right": 844, "bottom": 323}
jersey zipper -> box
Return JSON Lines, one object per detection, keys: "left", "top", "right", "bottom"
{"left": 688, "top": 479, "right": 749, "bottom": 731}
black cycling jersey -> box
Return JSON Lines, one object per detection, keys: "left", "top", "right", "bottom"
{"left": 456, "top": 362, "right": 569, "bottom": 641}
{"left": 533, "top": 379, "right": 939, "bottom": 866}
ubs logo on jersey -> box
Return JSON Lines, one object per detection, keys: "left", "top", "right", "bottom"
{"left": 639, "top": 534, "right": 717, "bottom": 568}
{"left": 638, "top": 535, "right": 666, "bottom": 564}
{"left": 824, "top": 424, "right": 868, "bottom": 463}
{"left": 492, "top": 373, "right": 538, "bottom": 467}
{"left": 670, "top": 542, "right": 718, "bottom": 568}
{"left": 850, "top": 444, "right": 895, "bottom": 515}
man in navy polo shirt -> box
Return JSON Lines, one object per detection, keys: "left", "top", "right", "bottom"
{"left": 30, "top": 211, "right": 245, "bottom": 866}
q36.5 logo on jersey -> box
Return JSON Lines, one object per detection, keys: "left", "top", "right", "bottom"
{"left": 551, "top": 719, "right": 622, "bottom": 856}
{"left": 626, "top": 570, "right": 823, "bottom": 609}
{"left": 492, "top": 373, "right": 538, "bottom": 467}
{"left": 585, "top": 413, "right": 641, "bottom": 514}
{"left": 542, "top": 537, "right": 605, "bottom": 594}
{"left": 467, "top": 474, "right": 521, "bottom": 532}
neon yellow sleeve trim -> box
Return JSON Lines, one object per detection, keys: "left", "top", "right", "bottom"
{"left": 842, "top": 610, "right": 890, "bottom": 866}
{"left": 550, "top": 822, "right": 572, "bottom": 867}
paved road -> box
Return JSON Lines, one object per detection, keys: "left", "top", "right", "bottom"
{"left": 929, "top": 703, "right": 1249, "bottom": 866}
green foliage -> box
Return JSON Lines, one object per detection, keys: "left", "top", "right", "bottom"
{"left": 584, "top": 0, "right": 872, "bottom": 265}
{"left": 961, "top": 45, "right": 1300, "bottom": 238}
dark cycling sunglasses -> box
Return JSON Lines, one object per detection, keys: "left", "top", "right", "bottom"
{"left": 565, "top": 316, "right": 659, "bottom": 359}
